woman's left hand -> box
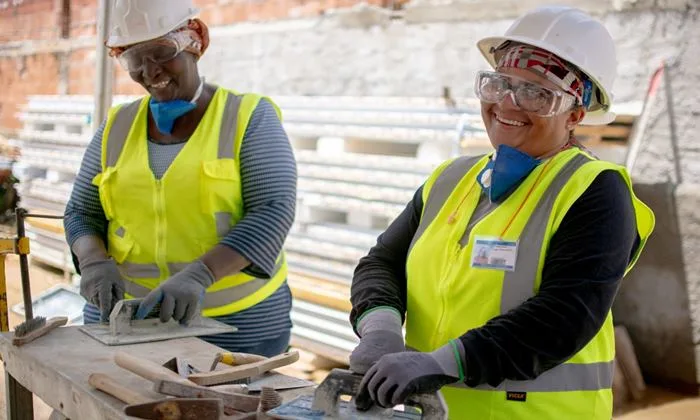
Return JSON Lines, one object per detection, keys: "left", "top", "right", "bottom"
{"left": 356, "top": 352, "right": 459, "bottom": 409}
{"left": 135, "top": 260, "right": 215, "bottom": 323}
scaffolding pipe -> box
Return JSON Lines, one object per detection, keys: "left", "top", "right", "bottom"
{"left": 92, "top": 0, "right": 113, "bottom": 132}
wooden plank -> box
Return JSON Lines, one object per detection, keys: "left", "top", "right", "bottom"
{"left": 574, "top": 124, "right": 632, "bottom": 140}
{"left": 613, "top": 114, "right": 637, "bottom": 125}
{"left": 0, "top": 326, "right": 263, "bottom": 419}
{"left": 288, "top": 272, "right": 352, "bottom": 312}
{"left": 25, "top": 216, "right": 65, "bottom": 235}
{"left": 289, "top": 335, "right": 350, "bottom": 366}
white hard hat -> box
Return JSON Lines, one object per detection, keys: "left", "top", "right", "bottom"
{"left": 106, "top": 0, "right": 200, "bottom": 48}
{"left": 477, "top": 6, "right": 617, "bottom": 125}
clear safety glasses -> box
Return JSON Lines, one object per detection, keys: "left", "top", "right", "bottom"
{"left": 118, "top": 31, "right": 193, "bottom": 73}
{"left": 474, "top": 71, "right": 577, "bottom": 117}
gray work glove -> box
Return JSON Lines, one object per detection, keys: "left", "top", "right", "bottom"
{"left": 356, "top": 341, "right": 463, "bottom": 410}
{"left": 79, "top": 258, "right": 125, "bottom": 323}
{"left": 349, "top": 307, "right": 405, "bottom": 374}
{"left": 136, "top": 260, "right": 215, "bottom": 324}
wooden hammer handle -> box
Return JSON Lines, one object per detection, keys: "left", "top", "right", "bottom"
{"left": 114, "top": 351, "right": 186, "bottom": 383}
{"left": 88, "top": 373, "right": 150, "bottom": 405}
{"left": 189, "top": 350, "right": 300, "bottom": 386}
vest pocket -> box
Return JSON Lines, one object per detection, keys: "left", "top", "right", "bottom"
{"left": 107, "top": 224, "right": 135, "bottom": 264}
{"left": 92, "top": 168, "right": 117, "bottom": 220}
{"left": 200, "top": 160, "right": 242, "bottom": 222}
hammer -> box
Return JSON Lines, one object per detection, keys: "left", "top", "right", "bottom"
{"left": 88, "top": 373, "right": 223, "bottom": 419}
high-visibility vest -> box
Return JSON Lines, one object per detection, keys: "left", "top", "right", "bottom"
{"left": 405, "top": 147, "right": 655, "bottom": 419}
{"left": 94, "top": 87, "right": 288, "bottom": 317}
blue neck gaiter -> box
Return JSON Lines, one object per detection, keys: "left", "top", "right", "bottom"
{"left": 149, "top": 79, "right": 204, "bottom": 135}
{"left": 477, "top": 144, "right": 541, "bottom": 203}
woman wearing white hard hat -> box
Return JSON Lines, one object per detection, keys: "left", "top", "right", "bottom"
{"left": 64, "top": 0, "right": 296, "bottom": 356}
{"left": 348, "top": 5, "right": 655, "bottom": 418}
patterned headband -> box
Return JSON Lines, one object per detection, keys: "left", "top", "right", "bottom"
{"left": 497, "top": 44, "right": 585, "bottom": 104}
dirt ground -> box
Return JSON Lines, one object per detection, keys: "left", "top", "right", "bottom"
{"left": 0, "top": 254, "right": 695, "bottom": 419}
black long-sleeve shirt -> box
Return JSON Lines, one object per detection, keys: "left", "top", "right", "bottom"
{"left": 350, "top": 169, "right": 640, "bottom": 387}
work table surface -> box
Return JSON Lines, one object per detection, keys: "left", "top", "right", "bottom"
{"left": 0, "top": 325, "right": 310, "bottom": 419}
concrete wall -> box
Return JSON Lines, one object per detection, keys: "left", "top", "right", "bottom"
{"left": 613, "top": 183, "right": 697, "bottom": 391}
{"left": 623, "top": 4, "right": 700, "bottom": 390}
{"left": 198, "top": 2, "right": 695, "bottom": 104}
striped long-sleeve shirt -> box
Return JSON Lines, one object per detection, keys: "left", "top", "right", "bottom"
{"left": 65, "top": 96, "right": 296, "bottom": 349}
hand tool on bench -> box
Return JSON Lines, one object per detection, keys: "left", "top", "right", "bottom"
{"left": 117, "top": 351, "right": 265, "bottom": 415}
{"left": 207, "top": 351, "right": 315, "bottom": 391}
{"left": 210, "top": 352, "right": 267, "bottom": 371}
{"left": 115, "top": 351, "right": 194, "bottom": 384}
{"left": 188, "top": 351, "right": 300, "bottom": 386}
{"left": 153, "top": 379, "right": 261, "bottom": 415}
{"left": 12, "top": 316, "right": 68, "bottom": 346}
{"left": 267, "top": 368, "right": 448, "bottom": 420}
{"left": 79, "top": 298, "right": 235, "bottom": 346}
{"left": 89, "top": 373, "right": 223, "bottom": 420}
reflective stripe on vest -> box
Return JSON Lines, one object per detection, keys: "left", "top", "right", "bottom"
{"left": 120, "top": 254, "right": 286, "bottom": 308}
{"left": 105, "top": 93, "right": 280, "bottom": 309}
{"left": 106, "top": 94, "right": 243, "bottom": 166}
{"left": 410, "top": 152, "right": 613, "bottom": 392}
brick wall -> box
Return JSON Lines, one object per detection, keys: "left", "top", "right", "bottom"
{"left": 1, "top": 0, "right": 396, "bottom": 134}
{"left": 0, "top": 0, "right": 58, "bottom": 43}
{"left": 0, "top": 53, "right": 59, "bottom": 131}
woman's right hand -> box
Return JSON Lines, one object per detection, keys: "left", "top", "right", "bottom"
{"left": 349, "top": 330, "right": 405, "bottom": 374}
{"left": 349, "top": 307, "right": 406, "bottom": 374}
{"left": 79, "top": 258, "right": 125, "bottom": 322}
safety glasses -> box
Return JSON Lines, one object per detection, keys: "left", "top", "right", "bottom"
{"left": 474, "top": 71, "right": 577, "bottom": 117}
{"left": 118, "top": 31, "right": 193, "bottom": 73}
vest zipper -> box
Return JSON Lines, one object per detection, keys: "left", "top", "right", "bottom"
{"left": 154, "top": 179, "right": 166, "bottom": 279}
{"left": 434, "top": 244, "right": 462, "bottom": 347}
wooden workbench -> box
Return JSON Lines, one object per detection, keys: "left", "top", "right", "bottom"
{"left": 0, "top": 326, "right": 307, "bottom": 419}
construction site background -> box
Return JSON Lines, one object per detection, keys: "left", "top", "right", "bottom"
{"left": 2, "top": 0, "right": 700, "bottom": 418}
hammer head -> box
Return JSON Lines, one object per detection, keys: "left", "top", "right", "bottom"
{"left": 124, "top": 398, "right": 223, "bottom": 420}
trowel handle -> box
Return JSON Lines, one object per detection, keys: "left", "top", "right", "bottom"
{"left": 88, "top": 373, "right": 150, "bottom": 405}
{"left": 115, "top": 351, "right": 187, "bottom": 383}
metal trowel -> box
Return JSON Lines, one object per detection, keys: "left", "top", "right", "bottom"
{"left": 79, "top": 298, "right": 236, "bottom": 345}
{"left": 267, "top": 368, "right": 448, "bottom": 419}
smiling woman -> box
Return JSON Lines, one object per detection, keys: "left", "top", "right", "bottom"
{"left": 64, "top": 0, "right": 297, "bottom": 357}
{"left": 348, "top": 6, "right": 656, "bottom": 420}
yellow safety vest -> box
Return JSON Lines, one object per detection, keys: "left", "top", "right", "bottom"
{"left": 94, "top": 87, "right": 288, "bottom": 318}
{"left": 405, "top": 147, "right": 654, "bottom": 419}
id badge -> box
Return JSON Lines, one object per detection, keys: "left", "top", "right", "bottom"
{"left": 471, "top": 236, "right": 518, "bottom": 271}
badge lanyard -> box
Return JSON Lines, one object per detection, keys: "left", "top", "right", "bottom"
{"left": 447, "top": 154, "right": 559, "bottom": 239}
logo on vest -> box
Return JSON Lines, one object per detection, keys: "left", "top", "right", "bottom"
{"left": 506, "top": 391, "right": 527, "bottom": 402}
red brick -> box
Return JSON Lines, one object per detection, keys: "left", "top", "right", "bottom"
{"left": 0, "top": 53, "right": 59, "bottom": 131}
{"left": 0, "top": 0, "right": 58, "bottom": 43}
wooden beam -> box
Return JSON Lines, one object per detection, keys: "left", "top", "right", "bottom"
{"left": 574, "top": 124, "right": 632, "bottom": 140}
{"left": 288, "top": 272, "right": 352, "bottom": 312}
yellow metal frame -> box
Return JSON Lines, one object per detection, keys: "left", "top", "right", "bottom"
{"left": 0, "top": 236, "right": 30, "bottom": 333}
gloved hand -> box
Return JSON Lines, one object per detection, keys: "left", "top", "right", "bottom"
{"left": 135, "top": 260, "right": 215, "bottom": 324}
{"left": 79, "top": 258, "right": 125, "bottom": 323}
{"left": 355, "top": 341, "right": 464, "bottom": 410}
{"left": 349, "top": 307, "right": 405, "bottom": 374}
